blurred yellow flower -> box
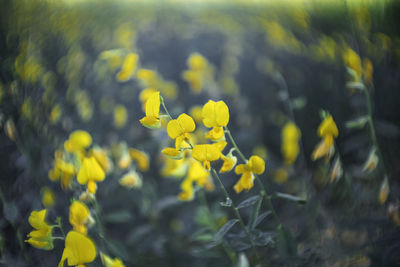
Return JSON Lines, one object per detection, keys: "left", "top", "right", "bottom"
{"left": 189, "top": 105, "right": 203, "bottom": 124}
{"left": 42, "top": 187, "right": 56, "bottom": 208}
{"left": 129, "top": 148, "right": 149, "bottom": 172}
{"left": 378, "top": 177, "right": 389, "bottom": 204}
{"left": 59, "top": 231, "right": 96, "bottom": 267}
{"left": 161, "top": 158, "right": 188, "bottom": 178}
{"left": 312, "top": 115, "right": 338, "bottom": 161}
{"left": 178, "top": 177, "right": 194, "bottom": 201}
{"left": 139, "top": 88, "right": 157, "bottom": 110}
{"left": 26, "top": 209, "right": 53, "bottom": 250}
{"left": 234, "top": 155, "right": 265, "bottom": 193}
{"left": 64, "top": 130, "right": 92, "bottom": 155}
{"left": 140, "top": 91, "right": 161, "bottom": 129}
{"left": 89, "top": 147, "right": 112, "bottom": 173}
{"left": 182, "top": 53, "right": 210, "bottom": 93}
{"left": 49, "top": 104, "right": 62, "bottom": 124}
{"left": 220, "top": 153, "right": 237, "bottom": 173}
{"left": 69, "top": 201, "right": 90, "bottom": 235}
{"left": 113, "top": 105, "right": 128, "bottom": 129}
{"left": 281, "top": 122, "right": 301, "bottom": 165}
{"left": 101, "top": 253, "right": 126, "bottom": 267}
{"left": 77, "top": 157, "right": 106, "bottom": 194}
{"left": 116, "top": 53, "right": 138, "bottom": 82}
{"left": 119, "top": 171, "right": 143, "bottom": 189}
{"left": 343, "top": 48, "right": 362, "bottom": 79}
{"left": 202, "top": 100, "right": 229, "bottom": 141}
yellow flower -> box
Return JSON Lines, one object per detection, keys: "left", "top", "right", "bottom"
{"left": 161, "top": 158, "right": 188, "bottom": 178}
{"left": 101, "top": 253, "right": 126, "bottom": 267}
{"left": 161, "top": 147, "right": 183, "bottom": 160}
{"left": 378, "top": 177, "right": 389, "bottom": 204}
{"left": 363, "top": 58, "right": 373, "bottom": 84}
{"left": 189, "top": 105, "right": 203, "bottom": 124}
{"left": 69, "top": 201, "right": 90, "bottom": 235}
{"left": 167, "top": 113, "right": 196, "bottom": 148}
{"left": 116, "top": 53, "right": 138, "bottom": 82}
{"left": 26, "top": 209, "right": 53, "bottom": 250}
{"left": 312, "top": 115, "right": 338, "bottom": 161}
{"left": 281, "top": 122, "right": 301, "bottom": 165}
{"left": 139, "top": 91, "right": 161, "bottom": 129}
{"left": 64, "top": 130, "right": 92, "bottom": 155}
{"left": 42, "top": 187, "right": 56, "bottom": 208}
{"left": 50, "top": 104, "right": 62, "bottom": 124}
{"left": 49, "top": 159, "right": 76, "bottom": 189}
{"left": 178, "top": 177, "right": 195, "bottom": 201}
{"left": 117, "top": 152, "right": 132, "bottom": 169}
{"left": 136, "top": 69, "right": 157, "bottom": 87}
{"left": 77, "top": 157, "right": 106, "bottom": 194}
{"left": 186, "top": 160, "right": 210, "bottom": 188}
{"left": 89, "top": 147, "right": 112, "bottom": 173}
{"left": 343, "top": 48, "right": 362, "bottom": 79}
{"left": 220, "top": 152, "right": 237, "bottom": 173}
{"left": 192, "top": 141, "right": 227, "bottom": 171}
{"left": 234, "top": 156, "right": 265, "bottom": 193}
{"left": 129, "top": 148, "right": 149, "bottom": 172}
{"left": 113, "top": 105, "right": 128, "bottom": 129}
{"left": 119, "top": 171, "right": 143, "bottom": 189}
{"left": 362, "top": 148, "right": 378, "bottom": 173}
{"left": 188, "top": 53, "right": 207, "bottom": 71}
{"left": 202, "top": 100, "right": 229, "bottom": 141}
{"left": 58, "top": 231, "right": 96, "bottom": 267}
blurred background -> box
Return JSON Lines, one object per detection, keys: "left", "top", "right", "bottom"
{"left": 1, "top": 0, "right": 400, "bottom": 266}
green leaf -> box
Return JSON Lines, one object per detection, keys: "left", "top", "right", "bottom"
{"left": 345, "top": 116, "right": 369, "bottom": 129}
{"left": 193, "top": 233, "right": 214, "bottom": 242}
{"left": 346, "top": 81, "right": 366, "bottom": 90}
{"left": 249, "top": 196, "right": 262, "bottom": 229}
{"left": 274, "top": 192, "right": 307, "bottom": 204}
{"left": 214, "top": 219, "right": 238, "bottom": 242}
{"left": 103, "top": 210, "right": 133, "bottom": 223}
{"left": 253, "top": 211, "right": 271, "bottom": 228}
{"left": 237, "top": 195, "right": 261, "bottom": 209}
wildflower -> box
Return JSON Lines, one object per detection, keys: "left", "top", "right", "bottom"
{"left": 129, "top": 148, "right": 149, "bottom": 172}
{"left": 189, "top": 105, "right": 203, "bottom": 124}
{"left": 64, "top": 130, "right": 92, "bottom": 155}
{"left": 116, "top": 53, "right": 138, "bottom": 82}
{"left": 101, "top": 253, "right": 126, "bottom": 267}
{"left": 311, "top": 115, "right": 338, "bottom": 161}
{"left": 363, "top": 58, "right": 373, "bottom": 84}
{"left": 220, "top": 150, "right": 237, "bottom": 173}
{"left": 167, "top": 113, "right": 196, "bottom": 148}
{"left": 161, "top": 147, "right": 183, "bottom": 160}
{"left": 139, "top": 91, "right": 161, "bottom": 129}
{"left": 42, "top": 187, "right": 56, "bottom": 208}
{"left": 136, "top": 69, "right": 157, "bottom": 87}
{"left": 59, "top": 231, "right": 96, "bottom": 267}
{"left": 234, "top": 155, "right": 265, "bottom": 193}
{"left": 117, "top": 152, "right": 132, "bottom": 169}
{"left": 49, "top": 159, "right": 76, "bottom": 189}
{"left": 50, "top": 104, "right": 62, "bottom": 124}
{"left": 186, "top": 160, "right": 211, "bottom": 188}
{"left": 281, "top": 122, "right": 301, "bottom": 165}
{"left": 161, "top": 158, "right": 188, "bottom": 178}
{"left": 77, "top": 157, "right": 106, "bottom": 194}
{"left": 119, "top": 171, "right": 143, "bottom": 189}
{"left": 192, "top": 141, "right": 227, "bottom": 171}
{"left": 202, "top": 100, "right": 229, "bottom": 141}
{"left": 113, "top": 105, "right": 128, "bottom": 129}
{"left": 343, "top": 48, "right": 362, "bottom": 79}
{"left": 69, "top": 201, "right": 91, "bottom": 235}
{"left": 329, "top": 157, "right": 343, "bottom": 183}
{"left": 182, "top": 53, "right": 209, "bottom": 93}
{"left": 25, "top": 209, "right": 53, "bottom": 250}
{"left": 178, "top": 178, "right": 195, "bottom": 201}
{"left": 89, "top": 147, "right": 112, "bottom": 173}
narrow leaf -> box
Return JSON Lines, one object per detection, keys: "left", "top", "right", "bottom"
{"left": 249, "top": 196, "right": 263, "bottom": 229}
{"left": 253, "top": 211, "right": 271, "bottom": 228}
{"left": 237, "top": 195, "right": 261, "bottom": 209}
{"left": 275, "top": 192, "right": 307, "bottom": 204}
{"left": 237, "top": 253, "right": 250, "bottom": 267}
{"left": 345, "top": 116, "right": 369, "bottom": 129}
{"left": 214, "top": 219, "right": 238, "bottom": 242}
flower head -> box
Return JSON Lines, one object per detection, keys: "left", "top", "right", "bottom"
{"left": 202, "top": 100, "right": 229, "bottom": 141}
{"left": 26, "top": 209, "right": 53, "bottom": 250}
{"left": 119, "top": 170, "right": 143, "bottom": 189}
{"left": 77, "top": 157, "right": 106, "bottom": 194}
{"left": 69, "top": 201, "right": 91, "bottom": 235}
{"left": 116, "top": 53, "right": 138, "bottom": 82}
{"left": 192, "top": 141, "right": 227, "bottom": 171}
{"left": 312, "top": 115, "right": 338, "bottom": 161}
{"left": 234, "top": 155, "right": 265, "bottom": 193}
{"left": 129, "top": 148, "right": 149, "bottom": 172}
{"left": 167, "top": 113, "right": 196, "bottom": 148}
{"left": 101, "top": 253, "right": 126, "bottom": 267}
{"left": 281, "top": 122, "right": 301, "bottom": 165}
{"left": 140, "top": 91, "right": 161, "bottom": 129}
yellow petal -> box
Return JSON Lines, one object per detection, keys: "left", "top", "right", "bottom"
{"left": 192, "top": 144, "right": 221, "bottom": 163}
{"left": 145, "top": 91, "right": 160, "bottom": 119}
{"left": 119, "top": 171, "right": 142, "bottom": 189}
{"left": 161, "top": 147, "right": 183, "bottom": 160}
{"left": 318, "top": 115, "right": 338, "bottom": 138}
{"left": 249, "top": 155, "right": 265, "bottom": 175}
{"left": 42, "top": 188, "right": 56, "bottom": 208}
{"left": 59, "top": 231, "right": 96, "bottom": 267}
{"left": 220, "top": 154, "right": 237, "bottom": 173}
{"left": 69, "top": 201, "right": 89, "bottom": 228}
{"left": 205, "top": 126, "right": 225, "bottom": 141}
{"left": 77, "top": 157, "right": 106, "bottom": 184}
{"left": 139, "top": 116, "right": 160, "bottom": 128}
{"left": 68, "top": 130, "right": 92, "bottom": 150}
{"left": 167, "top": 113, "right": 195, "bottom": 139}
{"left": 28, "top": 209, "right": 48, "bottom": 230}
{"left": 116, "top": 53, "right": 138, "bottom": 82}
{"left": 202, "top": 100, "right": 229, "bottom": 128}
{"left": 129, "top": 148, "right": 149, "bottom": 172}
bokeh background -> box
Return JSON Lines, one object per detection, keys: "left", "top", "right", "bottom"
{"left": 1, "top": 0, "right": 400, "bottom": 266}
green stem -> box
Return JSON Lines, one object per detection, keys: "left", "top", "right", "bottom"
{"left": 92, "top": 197, "right": 107, "bottom": 251}
{"left": 224, "top": 127, "right": 282, "bottom": 227}
{"left": 198, "top": 190, "right": 237, "bottom": 264}
{"left": 160, "top": 97, "right": 173, "bottom": 120}
{"left": 363, "top": 85, "right": 388, "bottom": 178}
{"left": 55, "top": 217, "right": 65, "bottom": 238}
{"left": 211, "top": 168, "right": 261, "bottom": 264}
